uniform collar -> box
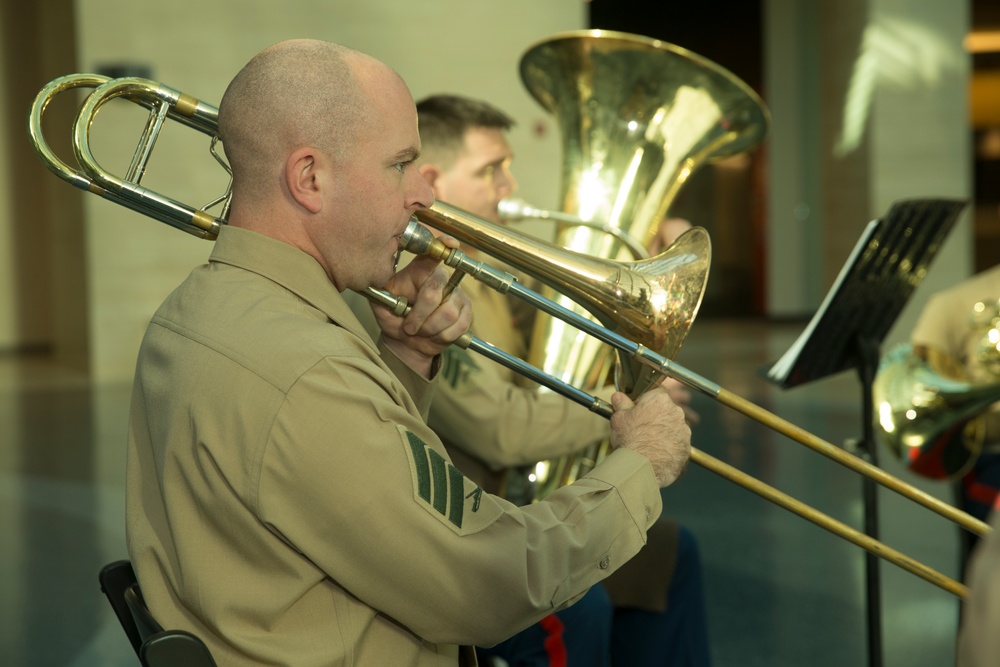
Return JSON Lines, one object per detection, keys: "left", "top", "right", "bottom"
{"left": 209, "top": 225, "right": 376, "bottom": 347}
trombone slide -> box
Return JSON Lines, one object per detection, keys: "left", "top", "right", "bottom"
{"left": 401, "top": 222, "right": 981, "bottom": 599}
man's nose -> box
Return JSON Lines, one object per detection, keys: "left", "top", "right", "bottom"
{"left": 410, "top": 169, "right": 435, "bottom": 209}
{"left": 496, "top": 166, "right": 517, "bottom": 198}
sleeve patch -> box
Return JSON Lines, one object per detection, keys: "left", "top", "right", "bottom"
{"left": 406, "top": 430, "right": 467, "bottom": 528}
{"left": 441, "top": 346, "right": 480, "bottom": 389}
{"left": 403, "top": 429, "right": 504, "bottom": 534}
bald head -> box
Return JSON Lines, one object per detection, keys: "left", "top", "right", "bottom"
{"left": 218, "top": 39, "right": 398, "bottom": 206}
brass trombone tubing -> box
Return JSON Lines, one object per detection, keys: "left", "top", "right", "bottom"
{"left": 690, "top": 448, "right": 968, "bottom": 598}
{"left": 28, "top": 73, "right": 110, "bottom": 193}
{"left": 392, "top": 222, "right": 969, "bottom": 598}
{"left": 29, "top": 73, "right": 223, "bottom": 239}
{"left": 482, "top": 363, "right": 969, "bottom": 598}
{"left": 415, "top": 204, "right": 991, "bottom": 538}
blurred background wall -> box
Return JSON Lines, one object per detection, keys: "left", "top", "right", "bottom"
{"left": 1, "top": 0, "right": 995, "bottom": 383}
{"left": 3, "top": 0, "right": 588, "bottom": 381}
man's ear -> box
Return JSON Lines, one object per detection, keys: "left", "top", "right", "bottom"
{"left": 418, "top": 163, "right": 442, "bottom": 196}
{"left": 285, "top": 146, "right": 323, "bottom": 214}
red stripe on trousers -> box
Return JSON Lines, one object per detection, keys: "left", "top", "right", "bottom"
{"left": 964, "top": 475, "right": 1000, "bottom": 507}
{"left": 538, "top": 614, "right": 566, "bottom": 667}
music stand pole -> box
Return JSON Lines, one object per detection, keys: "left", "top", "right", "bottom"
{"left": 855, "top": 334, "right": 883, "bottom": 667}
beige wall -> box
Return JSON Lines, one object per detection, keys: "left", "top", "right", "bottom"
{"left": 868, "top": 0, "right": 972, "bottom": 346}
{"left": 765, "top": 0, "right": 972, "bottom": 349}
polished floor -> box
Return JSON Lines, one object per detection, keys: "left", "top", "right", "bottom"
{"left": 0, "top": 318, "right": 963, "bottom": 666}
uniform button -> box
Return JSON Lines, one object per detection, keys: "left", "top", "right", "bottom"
{"left": 645, "top": 507, "right": 651, "bottom": 519}
{"left": 599, "top": 555, "right": 610, "bottom": 569}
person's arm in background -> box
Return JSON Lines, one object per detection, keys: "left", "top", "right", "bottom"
{"left": 957, "top": 508, "right": 1000, "bottom": 667}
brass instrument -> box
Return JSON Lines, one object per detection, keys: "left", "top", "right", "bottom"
{"left": 511, "top": 30, "right": 771, "bottom": 498}
{"left": 874, "top": 300, "right": 1000, "bottom": 480}
{"left": 28, "top": 72, "right": 988, "bottom": 599}
{"left": 29, "top": 73, "right": 229, "bottom": 238}
{"left": 497, "top": 197, "right": 650, "bottom": 259}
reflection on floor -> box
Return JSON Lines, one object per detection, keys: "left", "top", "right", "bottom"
{"left": 0, "top": 318, "right": 962, "bottom": 667}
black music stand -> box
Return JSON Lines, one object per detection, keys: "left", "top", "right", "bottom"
{"left": 763, "top": 197, "right": 967, "bottom": 667}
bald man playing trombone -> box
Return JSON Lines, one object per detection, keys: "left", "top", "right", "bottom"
{"left": 124, "top": 39, "right": 693, "bottom": 666}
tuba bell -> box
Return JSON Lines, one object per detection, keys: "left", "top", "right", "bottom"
{"left": 515, "top": 30, "right": 771, "bottom": 499}
{"left": 874, "top": 300, "right": 1000, "bottom": 480}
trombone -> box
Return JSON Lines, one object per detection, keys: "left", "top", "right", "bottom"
{"left": 29, "top": 73, "right": 988, "bottom": 599}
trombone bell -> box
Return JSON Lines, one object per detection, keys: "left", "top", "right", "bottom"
{"left": 415, "top": 201, "right": 711, "bottom": 398}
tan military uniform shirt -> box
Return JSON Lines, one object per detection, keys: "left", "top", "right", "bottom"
{"left": 923, "top": 268, "right": 1000, "bottom": 666}
{"left": 346, "top": 270, "right": 612, "bottom": 496}
{"left": 126, "top": 226, "right": 664, "bottom": 666}
{"left": 349, "top": 272, "right": 678, "bottom": 613}
{"left": 429, "top": 280, "right": 613, "bottom": 481}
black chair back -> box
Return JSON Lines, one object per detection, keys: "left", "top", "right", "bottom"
{"left": 99, "top": 560, "right": 217, "bottom": 667}
{"left": 99, "top": 560, "right": 144, "bottom": 653}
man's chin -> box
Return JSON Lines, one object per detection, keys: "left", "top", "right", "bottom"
{"left": 375, "top": 262, "right": 398, "bottom": 290}
{"left": 369, "top": 275, "right": 391, "bottom": 293}
{"left": 485, "top": 209, "right": 504, "bottom": 225}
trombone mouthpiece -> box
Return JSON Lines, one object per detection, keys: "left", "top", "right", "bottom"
{"left": 400, "top": 219, "right": 436, "bottom": 255}
{"left": 498, "top": 198, "right": 588, "bottom": 226}
{"left": 497, "top": 198, "right": 534, "bottom": 221}
{"left": 400, "top": 219, "right": 451, "bottom": 262}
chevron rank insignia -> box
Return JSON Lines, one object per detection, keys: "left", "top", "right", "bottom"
{"left": 441, "top": 346, "right": 481, "bottom": 389}
{"left": 402, "top": 429, "right": 501, "bottom": 533}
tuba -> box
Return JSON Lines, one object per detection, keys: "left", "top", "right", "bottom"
{"left": 516, "top": 30, "right": 770, "bottom": 499}
{"left": 874, "top": 299, "right": 1000, "bottom": 480}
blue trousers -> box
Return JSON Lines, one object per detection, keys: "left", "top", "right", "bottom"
{"left": 477, "top": 584, "right": 613, "bottom": 667}
{"left": 610, "top": 527, "right": 712, "bottom": 666}
{"left": 477, "top": 527, "right": 711, "bottom": 667}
